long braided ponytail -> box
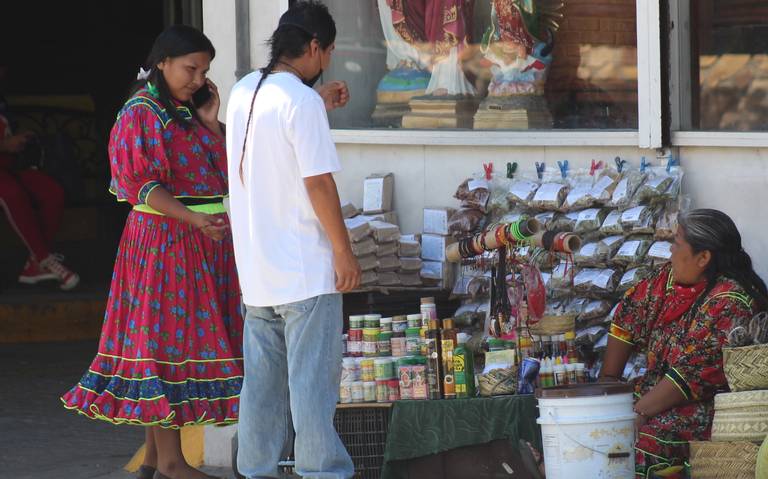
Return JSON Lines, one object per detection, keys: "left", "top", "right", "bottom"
{"left": 238, "top": 0, "right": 336, "bottom": 184}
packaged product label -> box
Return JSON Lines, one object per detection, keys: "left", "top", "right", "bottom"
{"left": 648, "top": 241, "right": 673, "bottom": 259}
{"left": 468, "top": 179, "right": 490, "bottom": 191}
{"left": 534, "top": 182, "right": 566, "bottom": 202}
{"left": 617, "top": 240, "right": 641, "bottom": 258}
{"left": 508, "top": 181, "right": 539, "bottom": 201}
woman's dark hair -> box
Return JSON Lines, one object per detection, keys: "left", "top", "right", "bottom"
{"left": 679, "top": 208, "right": 768, "bottom": 310}
{"left": 132, "top": 24, "right": 216, "bottom": 127}
{"left": 239, "top": 0, "right": 336, "bottom": 183}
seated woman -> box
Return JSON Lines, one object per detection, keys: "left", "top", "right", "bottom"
{"left": 522, "top": 208, "right": 767, "bottom": 479}
{"left": 603, "top": 208, "right": 767, "bottom": 478}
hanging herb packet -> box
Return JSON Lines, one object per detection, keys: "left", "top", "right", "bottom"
{"left": 599, "top": 210, "right": 625, "bottom": 236}
{"left": 578, "top": 299, "right": 613, "bottom": 322}
{"left": 455, "top": 177, "right": 491, "bottom": 212}
{"left": 550, "top": 211, "right": 580, "bottom": 232}
{"left": 617, "top": 267, "right": 651, "bottom": 293}
{"left": 573, "top": 268, "right": 602, "bottom": 294}
{"left": 647, "top": 241, "right": 673, "bottom": 264}
{"left": 563, "top": 177, "right": 595, "bottom": 210}
{"left": 635, "top": 167, "right": 675, "bottom": 203}
{"left": 612, "top": 237, "right": 652, "bottom": 266}
{"left": 575, "top": 208, "right": 609, "bottom": 234}
{"left": 590, "top": 172, "right": 620, "bottom": 205}
{"left": 608, "top": 171, "right": 647, "bottom": 209}
{"left": 532, "top": 181, "right": 570, "bottom": 211}
{"left": 507, "top": 177, "right": 540, "bottom": 205}
{"left": 574, "top": 241, "right": 611, "bottom": 267}
{"left": 620, "top": 205, "right": 652, "bottom": 230}
{"left": 447, "top": 208, "right": 486, "bottom": 237}
{"left": 589, "top": 268, "right": 622, "bottom": 296}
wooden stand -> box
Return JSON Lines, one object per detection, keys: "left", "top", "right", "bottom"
{"left": 401, "top": 96, "right": 480, "bottom": 129}
{"left": 474, "top": 94, "right": 553, "bottom": 130}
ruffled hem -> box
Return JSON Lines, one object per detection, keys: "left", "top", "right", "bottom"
{"left": 61, "top": 382, "right": 240, "bottom": 429}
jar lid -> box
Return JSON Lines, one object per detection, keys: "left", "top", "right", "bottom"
{"left": 380, "top": 317, "right": 393, "bottom": 323}
{"left": 364, "top": 314, "right": 382, "bottom": 320}
{"left": 442, "top": 318, "right": 455, "bottom": 330}
{"left": 349, "top": 315, "right": 365, "bottom": 321}
{"left": 536, "top": 383, "right": 633, "bottom": 399}
{"left": 428, "top": 319, "right": 440, "bottom": 330}
{"left": 393, "top": 315, "right": 407, "bottom": 321}
{"left": 406, "top": 314, "right": 423, "bottom": 321}
{"left": 420, "top": 297, "right": 436, "bottom": 304}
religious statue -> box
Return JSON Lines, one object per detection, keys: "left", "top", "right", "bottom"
{"left": 474, "top": 0, "right": 564, "bottom": 129}
{"left": 373, "top": 0, "right": 478, "bottom": 128}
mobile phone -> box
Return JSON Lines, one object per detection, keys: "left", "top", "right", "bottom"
{"left": 192, "top": 84, "right": 212, "bottom": 107}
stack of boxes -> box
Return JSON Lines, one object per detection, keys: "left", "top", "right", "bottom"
{"left": 343, "top": 173, "right": 425, "bottom": 288}
{"left": 420, "top": 207, "right": 457, "bottom": 288}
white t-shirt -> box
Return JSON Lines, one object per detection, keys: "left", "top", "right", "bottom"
{"left": 226, "top": 71, "right": 340, "bottom": 307}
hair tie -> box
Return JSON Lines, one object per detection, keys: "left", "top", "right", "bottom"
{"left": 137, "top": 67, "right": 151, "bottom": 81}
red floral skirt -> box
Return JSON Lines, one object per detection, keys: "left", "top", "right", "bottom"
{"left": 61, "top": 211, "right": 244, "bottom": 428}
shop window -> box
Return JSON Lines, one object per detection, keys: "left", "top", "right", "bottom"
{"left": 322, "top": 0, "right": 638, "bottom": 131}
{"left": 690, "top": 1, "right": 768, "bottom": 131}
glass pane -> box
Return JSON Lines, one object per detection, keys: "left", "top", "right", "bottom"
{"left": 692, "top": 1, "right": 768, "bottom": 131}
{"left": 323, "top": 0, "right": 638, "bottom": 130}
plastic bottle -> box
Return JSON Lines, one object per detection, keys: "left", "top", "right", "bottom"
{"left": 425, "top": 319, "right": 443, "bottom": 399}
{"left": 539, "top": 358, "right": 553, "bottom": 388}
{"left": 566, "top": 363, "right": 577, "bottom": 385}
{"left": 440, "top": 318, "right": 458, "bottom": 399}
{"left": 453, "top": 332, "right": 475, "bottom": 399}
{"left": 553, "top": 364, "right": 567, "bottom": 386}
{"left": 565, "top": 331, "right": 579, "bottom": 364}
{"left": 420, "top": 296, "right": 437, "bottom": 328}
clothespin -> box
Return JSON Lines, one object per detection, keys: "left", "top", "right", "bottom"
{"left": 666, "top": 157, "right": 678, "bottom": 173}
{"left": 589, "top": 159, "right": 604, "bottom": 176}
{"left": 640, "top": 157, "right": 650, "bottom": 173}
{"left": 507, "top": 162, "right": 518, "bottom": 179}
{"left": 535, "top": 162, "right": 546, "bottom": 180}
{"left": 557, "top": 160, "right": 569, "bottom": 179}
{"left": 483, "top": 162, "right": 494, "bottom": 181}
{"left": 614, "top": 156, "right": 627, "bottom": 173}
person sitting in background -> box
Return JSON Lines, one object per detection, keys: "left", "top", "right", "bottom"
{"left": 0, "top": 61, "right": 79, "bottom": 289}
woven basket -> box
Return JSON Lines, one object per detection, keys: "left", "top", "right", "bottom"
{"left": 711, "top": 390, "right": 768, "bottom": 443}
{"left": 689, "top": 441, "right": 758, "bottom": 479}
{"left": 723, "top": 343, "right": 768, "bottom": 392}
{"left": 528, "top": 314, "right": 576, "bottom": 336}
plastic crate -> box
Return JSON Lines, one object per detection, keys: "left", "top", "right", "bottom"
{"left": 334, "top": 404, "right": 392, "bottom": 479}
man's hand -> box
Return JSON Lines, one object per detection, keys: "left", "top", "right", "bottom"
{"left": 334, "top": 248, "right": 361, "bottom": 293}
{"left": 317, "top": 81, "right": 350, "bottom": 111}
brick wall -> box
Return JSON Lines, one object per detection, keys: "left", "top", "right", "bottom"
{"left": 545, "top": 0, "right": 638, "bottom": 128}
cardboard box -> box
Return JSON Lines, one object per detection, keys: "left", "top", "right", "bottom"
{"left": 423, "top": 207, "right": 456, "bottom": 235}
{"left": 363, "top": 173, "right": 394, "bottom": 214}
{"left": 421, "top": 234, "right": 455, "bottom": 262}
{"left": 341, "top": 201, "right": 360, "bottom": 219}
{"left": 360, "top": 211, "right": 398, "bottom": 225}
{"left": 361, "top": 270, "right": 378, "bottom": 286}
{"left": 398, "top": 273, "right": 422, "bottom": 286}
{"left": 399, "top": 257, "right": 423, "bottom": 272}
{"left": 345, "top": 216, "right": 371, "bottom": 242}
{"left": 369, "top": 221, "right": 401, "bottom": 243}
{"left": 420, "top": 261, "right": 455, "bottom": 289}
{"left": 351, "top": 237, "right": 376, "bottom": 257}
{"left": 376, "top": 255, "right": 401, "bottom": 272}
{"left": 357, "top": 254, "right": 379, "bottom": 272}
{"left": 376, "top": 242, "right": 398, "bottom": 257}
{"left": 398, "top": 239, "right": 421, "bottom": 257}
{"left": 377, "top": 272, "right": 401, "bottom": 286}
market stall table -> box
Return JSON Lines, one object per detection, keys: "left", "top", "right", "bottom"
{"left": 380, "top": 395, "right": 541, "bottom": 479}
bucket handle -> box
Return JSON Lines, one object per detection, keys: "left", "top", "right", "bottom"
{"left": 546, "top": 409, "right": 634, "bottom": 459}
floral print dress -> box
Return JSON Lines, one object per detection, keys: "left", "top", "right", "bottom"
{"left": 61, "top": 87, "right": 244, "bottom": 428}
{"left": 609, "top": 264, "right": 756, "bottom": 477}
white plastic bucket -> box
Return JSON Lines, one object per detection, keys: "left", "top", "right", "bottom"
{"left": 536, "top": 384, "right": 636, "bottom": 479}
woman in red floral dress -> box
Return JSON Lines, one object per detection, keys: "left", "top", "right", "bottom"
{"left": 61, "top": 26, "right": 242, "bottom": 479}
{"left": 603, "top": 209, "right": 767, "bottom": 478}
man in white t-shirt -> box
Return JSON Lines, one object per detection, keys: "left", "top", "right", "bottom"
{"left": 226, "top": 2, "right": 360, "bottom": 478}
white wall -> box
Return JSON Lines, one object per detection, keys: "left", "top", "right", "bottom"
{"left": 202, "top": 0, "right": 286, "bottom": 121}
{"left": 334, "top": 144, "right": 768, "bottom": 281}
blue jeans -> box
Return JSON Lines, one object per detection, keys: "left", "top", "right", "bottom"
{"left": 237, "top": 294, "right": 353, "bottom": 479}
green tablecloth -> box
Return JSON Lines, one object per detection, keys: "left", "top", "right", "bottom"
{"left": 381, "top": 395, "right": 541, "bottom": 479}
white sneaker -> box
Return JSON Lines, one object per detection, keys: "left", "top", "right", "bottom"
{"left": 40, "top": 254, "right": 80, "bottom": 290}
